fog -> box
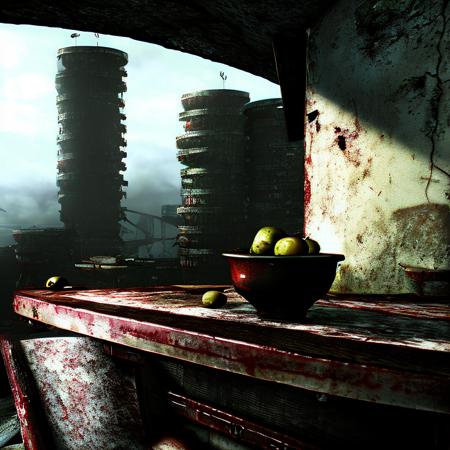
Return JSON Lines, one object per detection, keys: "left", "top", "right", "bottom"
{"left": 0, "top": 23, "right": 280, "bottom": 246}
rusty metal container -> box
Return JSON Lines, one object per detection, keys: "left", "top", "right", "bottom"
{"left": 176, "top": 90, "right": 250, "bottom": 281}
{"left": 243, "top": 98, "right": 304, "bottom": 233}
{"left": 56, "top": 46, "right": 128, "bottom": 258}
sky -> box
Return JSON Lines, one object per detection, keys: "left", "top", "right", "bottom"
{"left": 0, "top": 23, "right": 280, "bottom": 246}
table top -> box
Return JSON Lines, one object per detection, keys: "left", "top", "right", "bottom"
{"left": 11, "top": 285, "right": 450, "bottom": 414}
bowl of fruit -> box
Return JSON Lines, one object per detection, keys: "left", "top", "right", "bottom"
{"left": 222, "top": 227, "right": 344, "bottom": 320}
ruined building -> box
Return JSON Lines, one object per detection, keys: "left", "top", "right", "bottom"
{"left": 56, "top": 46, "right": 128, "bottom": 258}
{"left": 176, "top": 91, "right": 304, "bottom": 281}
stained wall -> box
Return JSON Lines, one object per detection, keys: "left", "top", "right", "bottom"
{"left": 305, "top": 0, "right": 450, "bottom": 293}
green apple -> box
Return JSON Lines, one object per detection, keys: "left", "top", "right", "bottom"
{"left": 250, "top": 226, "right": 286, "bottom": 255}
{"left": 202, "top": 290, "right": 227, "bottom": 308}
{"left": 274, "top": 237, "right": 308, "bottom": 256}
{"left": 304, "top": 237, "right": 321, "bottom": 255}
{"left": 45, "top": 276, "right": 69, "bottom": 290}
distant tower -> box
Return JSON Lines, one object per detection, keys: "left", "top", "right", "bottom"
{"left": 55, "top": 46, "right": 128, "bottom": 258}
{"left": 243, "top": 99, "right": 304, "bottom": 233}
{"left": 176, "top": 89, "right": 250, "bottom": 281}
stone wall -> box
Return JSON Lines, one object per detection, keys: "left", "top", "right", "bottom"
{"left": 304, "top": 0, "right": 450, "bottom": 293}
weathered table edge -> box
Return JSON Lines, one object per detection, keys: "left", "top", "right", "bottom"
{"left": 13, "top": 293, "right": 450, "bottom": 414}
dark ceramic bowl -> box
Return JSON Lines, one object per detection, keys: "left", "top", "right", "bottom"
{"left": 222, "top": 251, "right": 345, "bottom": 320}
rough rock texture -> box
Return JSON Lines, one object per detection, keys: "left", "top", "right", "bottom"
{"left": 305, "top": 0, "right": 450, "bottom": 294}
{"left": 0, "top": 0, "right": 335, "bottom": 82}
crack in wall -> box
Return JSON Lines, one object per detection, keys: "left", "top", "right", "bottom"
{"left": 425, "top": 0, "right": 450, "bottom": 202}
{"left": 355, "top": 0, "right": 442, "bottom": 58}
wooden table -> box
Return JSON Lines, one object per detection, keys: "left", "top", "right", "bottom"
{"left": 8, "top": 286, "right": 450, "bottom": 448}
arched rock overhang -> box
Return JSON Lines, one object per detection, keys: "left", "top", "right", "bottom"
{"left": 0, "top": 0, "right": 334, "bottom": 83}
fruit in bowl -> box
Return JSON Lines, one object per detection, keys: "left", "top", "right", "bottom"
{"left": 274, "top": 236, "right": 308, "bottom": 256}
{"left": 250, "top": 226, "right": 286, "bottom": 255}
{"left": 222, "top": 227, "right": 344, "bottom": 320}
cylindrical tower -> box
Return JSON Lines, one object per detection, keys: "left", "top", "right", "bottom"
{"left": 56, "top": 46, "right": 128, "bottom": 258}
{"left": 176, "top": 89, "right": 250, "bottom": 281}
{"left": 243, "top": 98, "right": 304, "bottom": 234}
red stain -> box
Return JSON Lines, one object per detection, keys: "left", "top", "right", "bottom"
{"left": 9, "top": 289, "right": 450, "bottom": 419}
{"left": 343, "top": 148, "right": 362, "bottom": 167}
{"left": 304, "top": 149, "right": 313, "bottom": 232}
{"left": 333, "top": 124, "right": 365, "bottom": 168}
{"left": 354, "top": 115, "right": 363, "bottom": 134}
{"left": 55, "top": 394, "right": 69, "bottom": 421}
{"left": 0, "top": 340, "right": 47, "bottom": 448}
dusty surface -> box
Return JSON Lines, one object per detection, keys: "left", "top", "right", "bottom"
{"left": 20, "top": 337, "right": 146, "bottom": 449}
{"left": 11, "top": 286, "right": 450, "bottom": 413}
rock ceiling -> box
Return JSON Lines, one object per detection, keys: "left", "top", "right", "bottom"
{"left": 0, "top": 0, "right": 334, "bottom": 82}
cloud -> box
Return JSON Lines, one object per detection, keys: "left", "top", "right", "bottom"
{"left": 1, "top": 72, "right": 54, "bottom": 101}
{"left": 0, "top": 182, "right": 59, "bottom": 225}
{"left": 0, "top": 29, "right": 27, "bottom": 69}
{"left": 0, "top": 99, "right": 56, "bottom": 136}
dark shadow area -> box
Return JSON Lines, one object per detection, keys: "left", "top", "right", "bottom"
{"left": 306, "top": 0, "right": 449, "bottom": 167}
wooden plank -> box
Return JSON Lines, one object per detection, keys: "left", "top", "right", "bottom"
{"left": 156, "top": 356, "right": 449, "bottom": 449}
{"left": 13, "top": 294, "right": 450, "bottom": 414}
{"left": 0, "top": 338, "right": 51, "bottom": 450}
{"left": 133, "top": 354, "right": 317, "bottom": 449}
{"left": 13, "top": 288, "right": 450, "bottom": 377}
{"left": 167, "top": 392, "right": 318, "bottom": 450}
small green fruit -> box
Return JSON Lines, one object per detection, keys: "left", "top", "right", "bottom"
{"left": 250, "top": 226, "right": 286, "bottom": 255}
{"left": 45, "top": 276, "right": 69, "bottom": 290}
{"left": 274, "top": 237, "right": 308, "bottom": 256}
{"left": 304, "top": 237, "right": 321, "bottom": 255}
{"left": 202, "top": 290, "right": 227, "bottom": 308}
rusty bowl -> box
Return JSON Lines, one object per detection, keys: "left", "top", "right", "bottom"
{"left": 222, "top": 251, "right": 345, "bottom": 320}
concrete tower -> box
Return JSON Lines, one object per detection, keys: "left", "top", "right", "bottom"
{"left": 55, "top": 46, "right": 128, "bottom": 258}
{"left": 176, "top": 89, "right": 250, "bottom": 281}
